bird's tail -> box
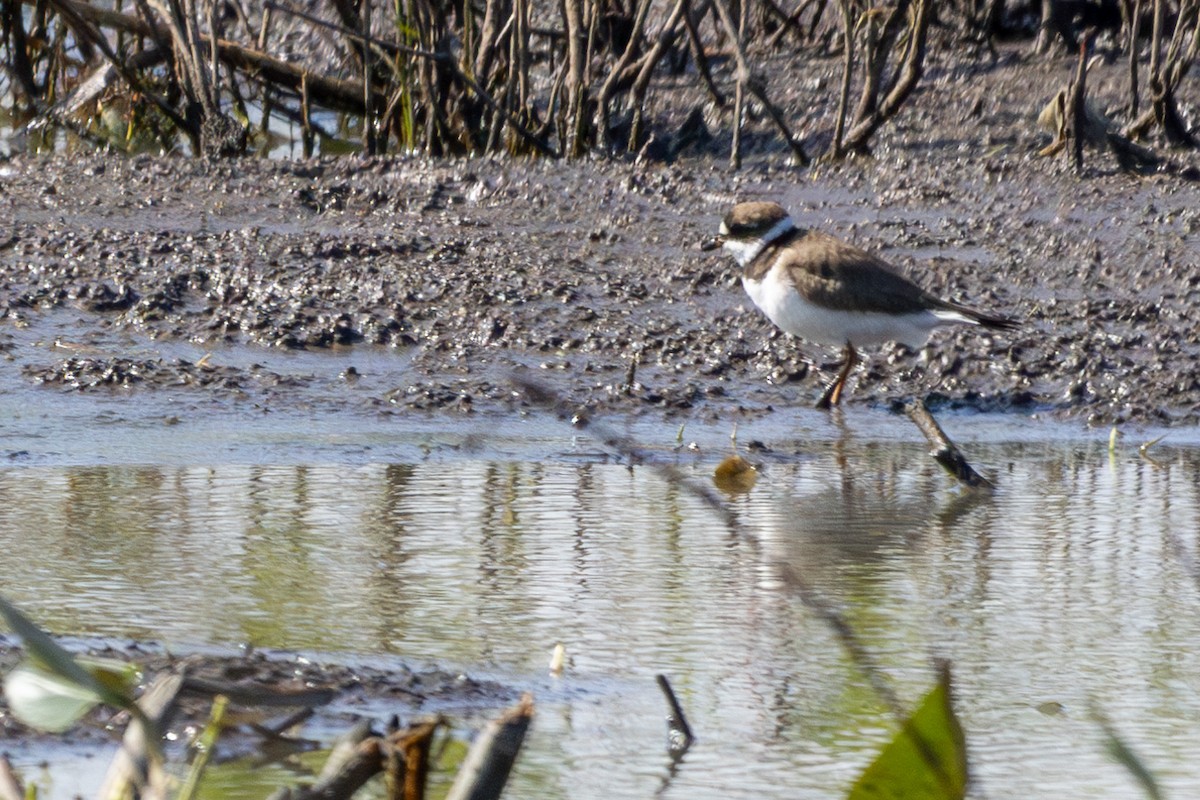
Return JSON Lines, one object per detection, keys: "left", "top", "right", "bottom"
{"left": 933, "top": 301, "right": 1019, "bottom": 332}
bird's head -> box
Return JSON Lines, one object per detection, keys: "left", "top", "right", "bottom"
{"left": 701, "top": 202, "right": 796, "bottom": 266}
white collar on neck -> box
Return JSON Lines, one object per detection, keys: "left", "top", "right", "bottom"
{"left": 721, "top": 216, "right": 796, "bottom": 267}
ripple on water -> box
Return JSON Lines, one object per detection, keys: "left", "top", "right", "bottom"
{"left": 3, "top": 439, "right": 1200, "bottom": 798}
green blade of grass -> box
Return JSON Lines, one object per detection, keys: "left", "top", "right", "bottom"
{"left": 176, "top": 694, "right": 230, "bottom": 800}
{"left": 847, "top": 663, "right": 968, "bottom": 800}
{"left": 1096, "top": 710, "right": 1164, "bottom": 800}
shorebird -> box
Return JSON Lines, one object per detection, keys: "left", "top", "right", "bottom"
{"left": 702, "top": 201, "right": 1016, "bottom": 409}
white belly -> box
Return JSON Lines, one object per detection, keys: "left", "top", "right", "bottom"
{"left": 743, "top": 272, "right": 945, "bottom": 348}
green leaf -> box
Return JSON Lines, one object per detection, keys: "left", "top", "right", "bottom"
{"left": 0, "top": 596, "right": 136, "bottom": 717}
{"left": 3, "top": 664, "right": 104, "bottom": 732}
{"left": 847, "top": 664, "right": 968, "bottom": 800}
{"left": 1096, "top": 710, "right": 1163, "bottom": 800}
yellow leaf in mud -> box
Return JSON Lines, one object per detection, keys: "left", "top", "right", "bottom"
{"left": 847, "top": 664, "right": 967, "bottom": 800}
{"left": 77, "top": 655, "right": 141, "bottom": 697}
{"left": 713, "top": 455, "right": 757, "bottom": 494}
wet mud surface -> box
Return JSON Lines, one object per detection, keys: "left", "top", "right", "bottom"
{"left": 2, "top": 45, "right": 1200, "bottom": 427}
{"left": 0, "top": 638, "right": 514, "bottom": 755}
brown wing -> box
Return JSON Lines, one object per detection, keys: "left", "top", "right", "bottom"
{"left": 772, "top": 231, "right": 935, "bottom": 315}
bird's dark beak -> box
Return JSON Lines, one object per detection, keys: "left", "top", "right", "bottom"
{"left": 700, "top": 235, "right": 724, "bottom": 252}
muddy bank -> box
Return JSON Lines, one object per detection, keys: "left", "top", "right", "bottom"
{"left": 0, "top": 638, "right": 513, "bottom": 756}
{"left": 2, "top": 48, "right": 1199, "bottom": 427}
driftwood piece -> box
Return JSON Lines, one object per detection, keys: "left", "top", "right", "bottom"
{"left": 397, "top": 719, "right": 439, "bottom": 800}
{"left": 444, "top": 693, "right": 535, "bottom": 800}
{"left": 269, "top": 718, "right": 442, "bottom": 800}
{"left": 0, "top": 756, "right": 24, "bottom": 800}
{"left": 290, "top": 739, "right": 384, "bottom": 800}
{"left": 905, "top": 398, "right": 993, "bottom": 490}
{"left": 266, "top": 721, "right": 374, "bottom": 800}
{"left": 260, "top": 0, "right": 556, "bottom": 155}
{"left": 316, "top": 721, "right": 375, "bottom": 784}
{"left": 40, "top": 0, "right": 191, "bottom": 138}
{"left": 655, "top": 674, "right": 695, "bottom": 758}
{"left": 95, "top": 671, "right": 185, "bottom": 800}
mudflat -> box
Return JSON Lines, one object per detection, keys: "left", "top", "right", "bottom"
{"left": 3, "top": 48, "right": 1199, "bottom": 428}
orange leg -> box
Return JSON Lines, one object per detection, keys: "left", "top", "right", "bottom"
{"left": 815, "top": 343, "right": 858, "bottom": 410}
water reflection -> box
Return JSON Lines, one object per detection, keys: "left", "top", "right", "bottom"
{"left": 3, "top": 441, "right": 1200, "bottom": 798}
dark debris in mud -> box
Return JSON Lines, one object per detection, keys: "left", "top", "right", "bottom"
{"left": 22, "top": 355, "right": 310, "bottom": 395}
{"left": 0, "top": 640, "right": 514, "bottom": 752}
{"left": 3, "top": 47, "right": 1200, "bottom": 427}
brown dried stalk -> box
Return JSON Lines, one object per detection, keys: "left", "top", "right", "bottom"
{"left": 838, "top": 0, "right": 933, "bottom": 154}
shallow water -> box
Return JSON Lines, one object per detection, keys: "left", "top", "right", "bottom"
{"left": 3, "top": 390, "right": 1200, "bottom": 798}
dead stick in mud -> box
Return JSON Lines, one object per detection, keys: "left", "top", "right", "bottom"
{"left": 711, "top": 0, "right": 810, "bottom": 166}
{"left": 655, "top": 674, "right": 695, "bottom": 757}
{"left": 399, "top": 720, "right": 440, "bottom": 800}
{"left": 1067, "top": 33, "right": 1091, "bottom": 173}
{"left": 682, "top": 0, "right": 725, "bottom": 106}
{"left": 96, "top": 671, "right": 185, "bottom": 800}
{"left": 281, "top": 738, "right": 383, "bottom": 800}
{"left": 622, "top": 353, "right": 638, "bottom": 395}
{"left": 251, "top": 707, "right": 316, "bottom": 740}
{"left": 905, "top": 398, "right": 994, "bottom": 490}
{"left": 1128, "top": 0, "right": 1143, "bottom": 116}
{"left": 314, "top": 720, "right": 375, "bottom": 784}
{"left": 445, "top": 693, "right": 535, "bottom": 800}
{"left": 0, "top": 756, "right": 24, "bottom": 800}
{"left": 274, "top": 720, "right": 418, "bottom": 800}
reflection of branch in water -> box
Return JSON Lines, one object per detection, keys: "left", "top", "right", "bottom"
{"left": 510, "top": 372, "right": 906, "bottom": 719}
{"left": 510, "top": 373, "right": 740, "bottom": 534}
{"left": 1168, "top": 531, "right": 1200, "bottom": 597}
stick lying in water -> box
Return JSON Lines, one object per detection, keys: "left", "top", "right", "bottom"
{"left": 0, "top": 755, "right": 26, "bottom": 800}
{"left": 445, "top": 693, "right": 534, "bottom": 800}
{"left": 655, "top": 674, "right": 695, "bottom": 758}
{"left": 905, "top": 398, "right": 994, "bottom": 490}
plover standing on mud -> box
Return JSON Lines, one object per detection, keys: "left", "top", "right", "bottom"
{"left": 702, "top": 201, "right": 1017, "bottom": 409}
